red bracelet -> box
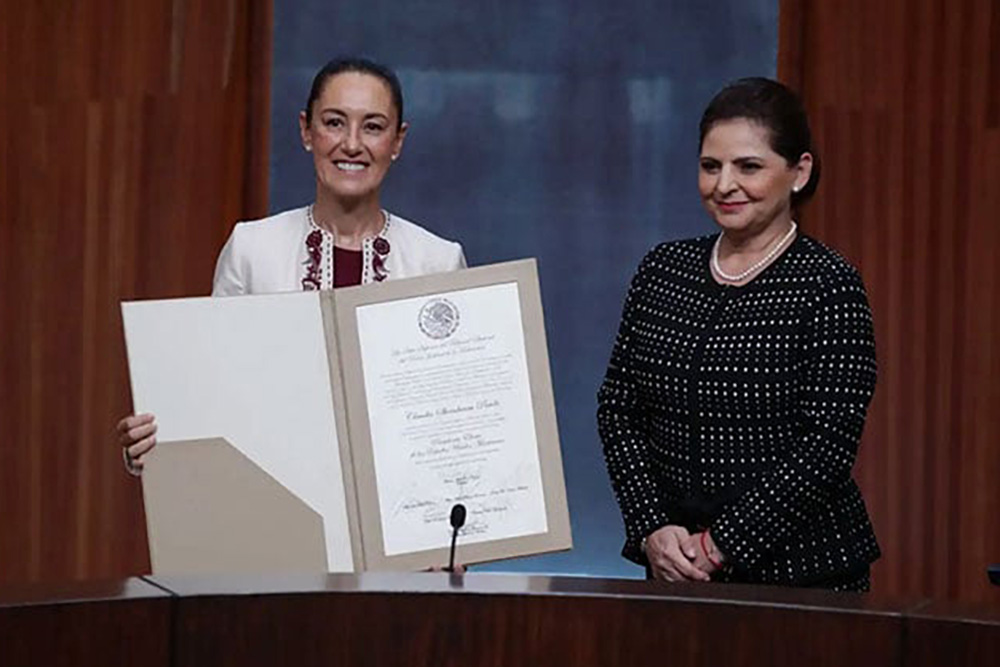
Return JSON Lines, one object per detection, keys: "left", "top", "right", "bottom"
{"left": 700, "top": 531, "right": 724, "bottom": 571}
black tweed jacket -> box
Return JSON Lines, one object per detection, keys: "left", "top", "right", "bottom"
{"left": 598, "top": 233, "right": 881, "bottom": 586}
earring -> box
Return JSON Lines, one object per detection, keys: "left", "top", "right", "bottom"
{"left": 792, "top": 185, "right": 801, "bottom": 193}
{"left": 305, "top": 145, "right": 312, "bottom": 152}
{"left": 391, "top": 154, "right": 398, "bottom": 161}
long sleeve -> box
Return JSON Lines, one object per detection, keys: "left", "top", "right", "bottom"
{"left": 211, "top": 226, "right": 248, "bottom": 296}
{"left": 710, "top": 272, "right": 878, "bottom": 572}
{"left": 452, "top": 243, "right": 468, "bottom": 271}
{"left": 597, "top": 254, "right": 671, "bottom": 563}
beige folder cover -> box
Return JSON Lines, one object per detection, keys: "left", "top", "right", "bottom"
{"left": 142, "top": 438, "right": 327, "bottom": 575}
{"left": 127, "top": 259, "right": 571, "bottom": 574}
{"left": 124, "top": 291, "right": 356, "bottom": 573}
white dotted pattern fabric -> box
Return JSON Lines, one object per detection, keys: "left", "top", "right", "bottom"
{"left": 598, "top": 233, "right": 880, "bottom": 586}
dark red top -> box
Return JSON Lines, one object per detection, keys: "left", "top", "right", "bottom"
{"left": 333, "top": 246, "right": 363, "bottom": 287}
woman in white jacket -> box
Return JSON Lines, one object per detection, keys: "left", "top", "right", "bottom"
{"left": 119, "top": 57, "right": 466, "bottom": 471}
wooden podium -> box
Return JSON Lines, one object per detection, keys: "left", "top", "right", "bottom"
{"left": 3, "top": 574, "right": 1000, "bottom": 666}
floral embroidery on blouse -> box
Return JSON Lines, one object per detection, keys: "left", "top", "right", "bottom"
{"left": 302, "top": 206, "right": 392, "bottom": 290}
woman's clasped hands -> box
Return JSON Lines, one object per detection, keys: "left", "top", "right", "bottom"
{"left": 644, "top": 525, "right": 724, "bottom": 582}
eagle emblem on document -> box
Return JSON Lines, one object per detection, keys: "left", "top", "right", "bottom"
{"left": 418, "top": 298, "right": 460, "bottom": 340}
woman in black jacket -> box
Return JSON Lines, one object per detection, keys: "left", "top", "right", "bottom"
{"left": 598, "top": 77, "right": 880, "bottom": 591}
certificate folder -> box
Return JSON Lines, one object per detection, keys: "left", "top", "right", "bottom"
{"left": 122, "top": 259, "right": 572, "bottom": 574}
{"left": 141, "top": 438, "right": 328, "bottom": 574}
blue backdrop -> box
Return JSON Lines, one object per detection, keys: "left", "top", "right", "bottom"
{"left": 271, "top": 1, "right": 778, "bottom": 577}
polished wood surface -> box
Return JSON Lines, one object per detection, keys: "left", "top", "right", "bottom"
{"left": 906, "top": 598, "right": 1000, "bottom": 666}
{"left": 151, "top": 573, "right": 913, "bottom": 667}
{"left": 0, "top": 578, "right": 171, "bottom": 667}
{"left": 146, "top": 570, "right": 912, "bottom": 611}
{"left": 779, "top": 0, "right": 1000, "bottom": 601}
{"left": 0, "top": 0, "right": 272, "bottom": 585}
{"left": 0, "top": 576, "right": 168, "bottom": 608}
{"left": 11, "top": 573, "right": 999, "bottom": 667}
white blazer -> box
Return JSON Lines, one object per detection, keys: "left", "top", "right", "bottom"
{"left": 212, "top": 206, "right": 466, "bottom": 296}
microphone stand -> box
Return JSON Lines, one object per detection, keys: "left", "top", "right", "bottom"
{"left": 446, "top": 503, "right": 466, "bottom": 573}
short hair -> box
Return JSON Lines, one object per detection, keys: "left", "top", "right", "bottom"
{"left": 699, "top": 77, "right": 820, "bottom": 206}
{"left": 304, "top": 57, "right": 404, "bottom": 129}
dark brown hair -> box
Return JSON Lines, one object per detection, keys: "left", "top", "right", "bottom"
{"left": 700, "top": 77, "right": 820, "bottom": 206}
{"left": 304, "top": 56, "right": 404, "bottom": 129}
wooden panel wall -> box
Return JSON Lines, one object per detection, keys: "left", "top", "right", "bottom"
{"left": 779, "top": 0, "right": 1000, "bottom": 601}
{"left": 0, "top": 0, "right": 272, "bottom": 584}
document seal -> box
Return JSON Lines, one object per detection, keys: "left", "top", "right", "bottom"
{"left": 418, "top": 298, "right": 460, "bottom": 340}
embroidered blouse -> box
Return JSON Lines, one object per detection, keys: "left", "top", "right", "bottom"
{"left": 212, "top": 206, "right": 466, "bottom": 296}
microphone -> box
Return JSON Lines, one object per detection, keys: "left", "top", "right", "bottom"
{"left": 447, "top": 503, "right": 466, "bottom": 573}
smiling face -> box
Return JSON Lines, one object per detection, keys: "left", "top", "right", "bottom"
{"left": 299, "top": 71, "right": 407, "bottom": 204}
{"left": 698, "top": 118, "right": 812, "bottom": 237}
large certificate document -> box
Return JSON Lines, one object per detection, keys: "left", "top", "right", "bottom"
{"left": 123, "top": 259, "right": 571, "bottom": 573}
{"left": 337, "top": 260, "right": 571, "bottom": 570}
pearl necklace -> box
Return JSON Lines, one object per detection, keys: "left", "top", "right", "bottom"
{"left": 711, "top": 221, "right": 797, "bottom": 283}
